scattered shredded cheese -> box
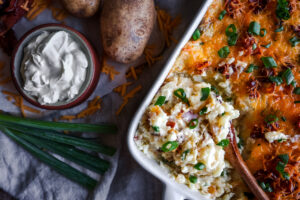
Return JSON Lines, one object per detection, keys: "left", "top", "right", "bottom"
{"left": 26, "top": 0, "right": 67, "bottom": 22}
{"left": 116, "top": 85, "right": 142, "bottom": 115}
{"left": 143, "top": 45, "right": 163, "bottom": 66}
{"left": 59, "top": 96, "right": 102, "bottom": 121}
{"left": 102, "top": 58, "right": 120, "bottom": 81}
{"left": 2, "top": 90, "right": 41, "bottom": 116}
{"left": 114, "top": 82, "right": 132, "bottom": 97}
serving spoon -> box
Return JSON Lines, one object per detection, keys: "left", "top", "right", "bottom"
{"left": 225, "top": 124, "right": 270, "bottom": 200}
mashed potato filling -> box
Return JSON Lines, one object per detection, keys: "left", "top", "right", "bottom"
{"left": 135, "top": 74, "right": 239, "bottom": 198}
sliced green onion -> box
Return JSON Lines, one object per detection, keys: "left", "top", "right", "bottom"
{"left": 1, "top": 127, "right": 97, "bottom": 190}
{"left": 294, "top": 87, "right": 300, "bottom": 95}
{"left": 189, "top": 175, "right": 197, "bottom": 183}
{"left": 264, "top": 114, "right": 279, "bottom": 124}
{"left": 261, "top": 57, "right": 277, "bottom": 68}
{"left": 269, "top": 76, "right": 283, "bottom": 85}
{"left": 282, "top": 68, "right": 294, "bottom": 85}
{"left": 181, "top": 149, "right": 190, "bottom": 160}
{"left": 259, "top": 181, "right": 273, "bottom": 192}
{"left": 252, "top": 43, "right": 257, "bottom": 50}
{"left": 281, "top": 116, "right": 286, "bottom": 122}
{"left": 261, "top": 42, "right": 271, "bottom": 48}
{"left": 188, "top": 119, "right": 198, "bottom": 129}
{"left": 211, "top": 85, "right": 219, "bottom": 95}
{"left": 282, "top": 171, "right": 290, "bottom": 180}
{"left": 218, "top": 10, "right": 227, "bottom": 20}
{"left": 245, "top": 64, "right": 259, "bottom": 73}
{"left": 199, "top": 107, "right": 208, "bottom": 115}
{"left": 194, "top": 162, "right": 205, "bottom": 170}
{"left": 228, "top": 34, "right": 238, "bottom": 46}
{"left": 200, "top": 42, "right": 205, "bottom": 45}
{"left": 218, "top": 46, "right": 230, "bottom": 58}
{"left": 276, "top": 0, "right": 290, "bottom": 20}
{"left": 155, "top": 96, "right": 166, "bottom": 106}
{"left": 161, "top": 141, "right": 179, "bottom": 152}
{"left": 291, "top": 80, "right": 297, "bottom": 87}
{"left": 0, "top": 113, "right": 117, "bottom": 134}
{"left": 295, "top": 101, "right": 300, "bottom": 104}
{"left": 278, "top": 154, "right": 289, "bottom": 164}
{"left": 225, "top": 24, "right": 237, "bottom": 36}
{"left": 174, "top": 88, "right": 190, "bottom": 106}
{"left": 192, "top": 29, "right": 201, "bottom": 41}
{"left": 276, "top": 161, "right": 286, "bottom": 172}
{"left": 260, "top": 28, "right": 267, "bottom": 37}
{"left": 289, "top": 36, "right": 300, "bottom": 47}
{"left": 248, "top": 21, "right": 261, "bottom": 35}
{"left": 217, "top": 139, "right": 230, "bottom": 147}
{"left": 275, "top": 26, "right": 284, "bottom": 32}
{"left": 200, "top": 87, "right": 210, "bottom": 101}
{"left": 152, "top": 126, "right": 159, "bottom": 132}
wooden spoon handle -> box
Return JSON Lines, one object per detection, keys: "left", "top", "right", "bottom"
{"left": 226, "top": 125, "right": 270, "bottom": 200}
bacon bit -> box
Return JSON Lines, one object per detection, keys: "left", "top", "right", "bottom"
{"left": 289, "top": 0, "right": 298, "bottom": 13}
{"left": 247, "top": 77, "right": 260, "bottom": 99}
{"left": 166, "top": 120, "right": 175, "bottom": 128}
{"left": 248, "top": 0, "right": 269, "bottom": 14}
{"left": 239, "top": 33, "right": 261, "bottom": 56}
{"left": 102, "top": 58, "right": 120, "bottom": 80}
{"left": 116, "top": 85, "right": 142, "bottom": 115}
{"left": 251, "top": 124, "right": 264, "bottom": 138}
{"left": 156, "top": 7, "right": 181, "bottom": 47}
{"left": 254, "top": 147, "right": 300, "bottom": 200}
{"left": 193, "top": 61, "right": 209, "bottom": 74}
{"left": 291, "top": 25, "right": 300, "bottom": 37}
{"left": 216, "top": 63, "right": 232, "bottom": 79}
{"left": 225, "top": 0, "right": 246, "bottom": 18}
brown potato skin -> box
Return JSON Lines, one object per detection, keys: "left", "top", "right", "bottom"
{"left": 100, "top": 0, "right": 156, "bottom": 64}
{"left": 61, "top": 0, "right": 101, "bottom": 18}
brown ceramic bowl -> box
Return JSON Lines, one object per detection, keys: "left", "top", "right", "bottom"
{"left": 11, "top": 23, "right": 100, "bottom": 110}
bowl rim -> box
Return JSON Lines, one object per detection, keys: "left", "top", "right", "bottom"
{"left": 10, "top": 23, "right": 101, "bottom": 110}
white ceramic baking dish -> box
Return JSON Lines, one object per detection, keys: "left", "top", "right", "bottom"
{"left": 127, "top": 0, "right": 213, "bottom": 199}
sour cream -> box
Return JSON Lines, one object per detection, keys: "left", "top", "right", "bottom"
{"left": 21, "top": 31, "right": 88, "bottom": 105}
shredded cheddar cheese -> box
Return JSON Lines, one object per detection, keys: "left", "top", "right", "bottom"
{"left": 60, "top": 96, "right": 102, "bottom": 121}
{"left": 116, "top": 85, "right": 142, "bottom": 116}
{"left": 102, "top": 58, "right": 120, "bottom": 81}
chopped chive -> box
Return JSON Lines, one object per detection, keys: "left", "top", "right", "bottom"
{"left": 194, "top": 162, "right": 205, "bottom": 170}
{"left": 211, "top": 85, "right": 219, "bottom": 95}
{"left": 261, "top": 42, "right": 271, "bottom": 48}
{"left": 281, "top": 116, "right": 286, "bottom": 122}
{"left": 188, "top": 119, "right": 198, "bottom": 129}
{"left": 269, "top": 76, "right": 283, "bottom": 85}
{"left": 259, "top": 181, "right": 273, "bottom": 192}
{"left": 218, "top": 10, "right": 227, "bottom": 20}
{"left": 189, "top": 175, "right": 197, "bottom": 183}
{"left": 260, "top": 28, "right": 267, "bottom": 37}
{"left": 155, "top": 96, "right": 166, "bottom": 106}
{"left": 252, "top": 43, "right": 257, "bottom": 50}
{"left": 295, "top": 100, "right": 300, "bottom": 104}
{"left": 261, "top": 57, "right": 277, "bottom": 68}
{"left": 199, "top": 107, "right": 208, "bottom": 115}
{"left": 200, "top": 88, "right": 210, "bottom": 101}
{"left": 282, "top": 68, "right": 294, "bottom": 85}
{"left": 294, "top": 87, "right": 300, "bottom": 95}
{"left": 161, "top": 141, "right": 179, "bottom": 152}
{"left": 289, "top": 36, "right": 300, "bottom": 47}
{"left": 152, "top": 126, "right": 159, "bottom": 132}
{"left": 200, "top": 42, "right": 205, "bottom": 45}
{"left": 291, "top": 80, "right": 297, "bottom": 87}
{"left": 275, "top": 26, "right": 284, "bottom": 32}
{"left": 192, "top": 29, "right": 201, "bottom": 41}
{"left": 218, "top": 46, "right": 230, "bottom": 58}
{"left": 245, "top": 64, "right": 259, "bottom": 73}
{"left": 225, "top": 24, "right": 238, "bottom": 46}
{"left": 181, "top": 149, "right": 190, "bottom": 160}
{"left": 217, "top": 139, "right": 230, "bottom": 147}
{"left": 248, "top": 21, "right": 261, "bottom": 35}
{"left": 278, "top": 154, "right": 289, "bottom": 164}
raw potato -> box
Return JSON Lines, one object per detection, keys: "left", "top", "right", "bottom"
{"left": 61, "top": 0, "right": 101, "bottom": 18}
{"left": 101, "top": 0, "right": 156, "bottom": 64}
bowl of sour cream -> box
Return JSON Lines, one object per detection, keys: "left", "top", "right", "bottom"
{"left": 11, "top": 24, "right": 100, "bottom": 110}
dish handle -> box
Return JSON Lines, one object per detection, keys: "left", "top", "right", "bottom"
{"left": 164, "top": 184, "right": 186, "bottom": 200}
